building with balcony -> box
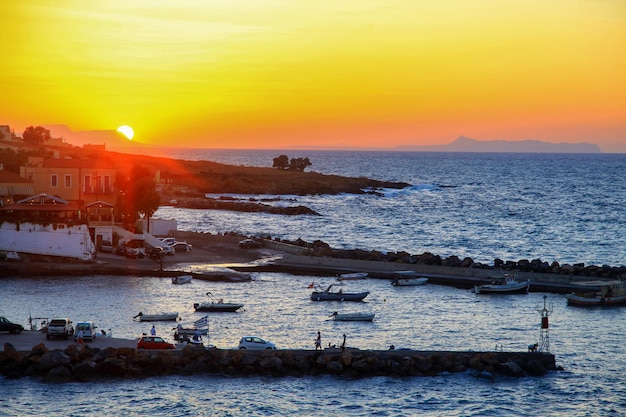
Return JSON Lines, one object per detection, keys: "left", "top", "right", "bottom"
{"left": 20, "top": 156, "right": 117, "bottom": 207}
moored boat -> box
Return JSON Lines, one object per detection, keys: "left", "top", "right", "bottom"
{"left": 310, "top": 284, "right": 369, "bottom": 302}
{"left": 329, "top": 311, "right": 375, "bottom": 321}
{"left": 565, "top": 280, "right": 626, "bottom": 306}
{"left": 393, "top": 277, "right": 428, "bottom": 286}
{"left": 133, "top": 311, "right": 179, "bottom": 321}
{"left": 473, "top": 274, "right": 530, "bottom": 294}
{"left": 172, "top": 275, "right": 193, "bottom": 285}
{"left": 391, "top": 271, "right": 429, "bottom": 286}
{"left": 337, "top": 272, "right": 368, "bottom": 281}
{"left": 193, "top": 292, "right": 244, "bottom": 312}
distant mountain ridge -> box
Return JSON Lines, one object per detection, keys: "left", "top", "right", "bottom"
{"left": 395, "top": 135, "right": 601, "bottom": 153}
{"left": 43, "top": 125, "right": 601, "bottom": 153}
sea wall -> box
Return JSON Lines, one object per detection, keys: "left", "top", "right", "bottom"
{"left": 1, "top": 342, "right": 558, "bottom": 382}
{"left": 255, "top": 236, "right": 626, "bottom": 280}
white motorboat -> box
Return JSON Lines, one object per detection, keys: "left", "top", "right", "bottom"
{"left": 172, "top": 275, "right": 193, "bottom": 285}
{"left": 133, "top": 311, "right": 180, "bottom": 321}
{"left": 565, "top": 280, "right": 626, "bottom": 306}
{"left": 393, "top": 277, "right": 428, "bottom": 286}
{"left": 392, "top": 271, "right": 428, "bottom": 286}
{"left": 193, "top": 292, "right": 244, "bottom": 312}
{"left": 337, "top": 272, "right": 368, "bottom": 281}
{"left": 473, "top": 274, "right": 530, "bottom": 294}
{"left": 329, "top": 311, "right": 375, "bottom": 322}
{"left": 310, "top": 284, "right": 369, "bottom": 302}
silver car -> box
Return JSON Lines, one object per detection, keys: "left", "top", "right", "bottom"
{"left": 238, "top": 336, "right": 276, "bottom": 350}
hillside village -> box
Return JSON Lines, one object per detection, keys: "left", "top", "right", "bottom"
{"left": 0, "top": 125, "right": 408, "bottom": 262}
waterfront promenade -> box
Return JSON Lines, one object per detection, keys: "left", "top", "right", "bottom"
{"left": 2, "top": 230, "right": 618, "bottom": 291}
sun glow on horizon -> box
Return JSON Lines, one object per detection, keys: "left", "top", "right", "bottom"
{"left": 117, "top": 125, "right": 134, "bottom": 140}
{"left": 1, "top": 1, "right": 625, "bottom": 152}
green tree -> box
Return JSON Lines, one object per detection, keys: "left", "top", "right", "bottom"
{"left": 116, "top": 165, "right": 160, "bottom": 232}
{"left": 272, "top": 154, "right": 289, "bottom": 169}
{"left": 22, "top": 126, "right": 51, "bottom": 145}
{"left": 289, "top": 157, "right": 312, "bottom": 171}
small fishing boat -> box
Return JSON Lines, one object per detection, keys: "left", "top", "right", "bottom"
{"left": 393, "top": 277, "right": 428, "bottom": 286}
{"left": 193, "top": 292, "right": 244, "bottom": 312}
{"left": 133, "top": 311, "right": 179, "bottom": 321}
{"left": 473, "top": 274, "right": 530, "bottom": 294}
{"left": 329, "top": 311, "right": 375, "bottom": 322}
{"left": 172, "top": 275, "right": 193, "bottom": 285}
{"left": 173, "top": 315, "right": 209, "bottom": 336}
{"left": 565, "top": 280, "right": 626, "bottom": 306}
{"left": 391, "top": 271, "right": 428, "bottom": 286}
{"left": 337, "top": 272, "right": 368, "bottom": 281}
{"left": 310, "top": 284, "right": 369, "bottom": 302}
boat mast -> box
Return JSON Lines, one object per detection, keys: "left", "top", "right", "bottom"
{"left": 536, "top": 295, "right": 553, "bottom": 352}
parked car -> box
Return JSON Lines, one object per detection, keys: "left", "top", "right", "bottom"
{"left": 99, "top": 240, "right": 113, "bottom": 253}
{"left": 239, "top": 238, "right": 263, "bottom": 249}
{"left": 0, "top": 316, "right": 24, "bottom": 334}
{"left": 74, "top": 321, "right": 97, "bottom": 342}
{"left": 46, "top": 318, "right": 74, "bottom": 340}
{"left": 162, "top": 245, "right": 175, "bottom": 256}
{"left": 159, "top": 237, "right": 176, "bottom": 246}
{"left": 137, "top": 336, "right": 176, "bottom": 350}
{"left": 238, "top": 336, "right": 276, "bottom": 350}
{"left": 148, "top": 246, "right": 164, "bottom": 259}
{"left": 172, "top": 241, "right": 192, "bottom": 252}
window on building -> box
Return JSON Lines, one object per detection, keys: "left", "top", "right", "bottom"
{"left": 51, "top": 174, "right": 58, "bottom": 187}
{"left": 104, "top": 175, "right": 111, "bottom": 193}
{"left": 84, "top": 175, "right": 91, "bottom": 193}
{"left": 64, "top": 174, "right": 72, "bottom": 187}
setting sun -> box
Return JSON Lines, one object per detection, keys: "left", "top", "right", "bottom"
{"left": 0, "top": 2, "right": 625, "bottom": 152}
{"left": 117, "top": 125, "right": 134, "bottom": 140}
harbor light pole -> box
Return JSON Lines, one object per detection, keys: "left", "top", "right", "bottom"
{"left": 536, "top": 295, "right": 553, "bottom": 352}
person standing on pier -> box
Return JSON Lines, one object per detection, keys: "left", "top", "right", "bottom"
{"left": 315, "top": 331, "right": 322, "bottom": 350}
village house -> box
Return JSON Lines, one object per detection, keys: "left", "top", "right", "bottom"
{"left": 20, "top": 156, "right": 117, "bottom": 207}
{"left": 0, "top": 166, "right": 35, "bottom": 207}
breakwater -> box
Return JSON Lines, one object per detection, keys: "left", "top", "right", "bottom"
{"left": 263, "top": 238, "right": 626, "bottom": 281}
{"left": 1, "top": 342, "right": 558, "bottom": 382}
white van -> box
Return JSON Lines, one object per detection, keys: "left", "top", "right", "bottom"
{"left": 74, "top": 321, "right": 97, "bottom": 342}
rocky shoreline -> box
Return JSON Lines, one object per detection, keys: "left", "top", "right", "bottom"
{"left": 1, "top": 341, "right": 559, "bottom": 382}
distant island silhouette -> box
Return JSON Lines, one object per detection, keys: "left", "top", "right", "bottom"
{"left": 395, "top": 135, "right": 601, "bottom": 153}
{"left": 43, "top": 125, "right": 601, "bottom": 154}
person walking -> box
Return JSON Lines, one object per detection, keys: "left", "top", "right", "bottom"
{"left": 150, "top": 325, "right": 156, "bottom": 336}
{"left": 315, "top": 331, "right": 322, "bottom": 350}
{"left": 76, "top": 329, "right": 84, "bottom": 346}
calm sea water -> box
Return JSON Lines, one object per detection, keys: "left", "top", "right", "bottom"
{"left": 2, "top": 151, "right": 625, "bottom": 416}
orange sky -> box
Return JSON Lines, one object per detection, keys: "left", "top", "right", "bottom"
{"left": 1, "top": 1, "right": 625, "bottom": 152}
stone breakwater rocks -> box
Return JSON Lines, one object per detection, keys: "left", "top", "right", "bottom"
{"left": 280, "top": 239, "right": 626, "bottom": 280}
{"left": 1, "top": 342, "right": 559, "bottom": 382}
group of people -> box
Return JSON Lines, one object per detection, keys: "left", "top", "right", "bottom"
{"left": 315, "top": 332, "right": 347, "bottom": 351}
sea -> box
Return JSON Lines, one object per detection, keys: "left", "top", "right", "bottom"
{"left": 1, "top": 151, "right": 625, "bottom": 417}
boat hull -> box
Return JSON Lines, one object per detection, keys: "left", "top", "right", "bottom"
{"left": 193, "top": 302, "right": 243, "bottom": 312}
{"left": 332, "top": 313, "right": 375, "bottom": 321}
{"left": 393, "top": 278, "right": 428, "bottom": 286}
{"left": 135, "top": 312, "right": 179, "bottom": 321}
{"left": 565, "top": 294, "right": 626, "bottom": 306}
{"left": 311, "top": 292, "right": 369, "bottom": 302}
{"left": 172, "top": 275, "right": 193, "bottom": 285}
{"left": 338, "top": 272, "right": 368, "bottom": 281}
{"left": 474, "top": 281, "right": 530, "bottom": 294}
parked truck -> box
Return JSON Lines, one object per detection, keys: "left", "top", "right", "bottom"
{"left": 46, "top": 318, "right": 74, "bottom": 340}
